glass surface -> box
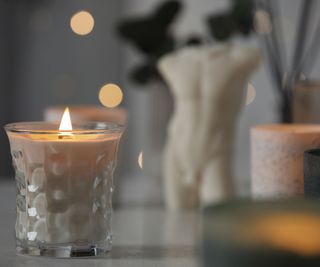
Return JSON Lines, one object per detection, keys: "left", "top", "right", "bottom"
{"left": 304, "top": 148, "right": 320, "bottom": 198}
{"left": 5, "top": 122, "right": 124, "bottom": 257}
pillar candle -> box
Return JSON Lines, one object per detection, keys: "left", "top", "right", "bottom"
{"left": 251, "top": 124, "right": 320, "bottom": 199}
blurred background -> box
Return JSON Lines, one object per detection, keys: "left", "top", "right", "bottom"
{"left": 1, "top": 0, "right": 320, "bottom": 205}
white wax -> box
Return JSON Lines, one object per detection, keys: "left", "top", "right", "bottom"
{"left": 9, "top": 133, "right": 120, "bottom": 244}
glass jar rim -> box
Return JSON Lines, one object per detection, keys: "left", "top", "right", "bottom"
{"left": 4, "top": 121, "right": 124, "bottom": 135}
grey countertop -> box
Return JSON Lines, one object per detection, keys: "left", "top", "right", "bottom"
{"left": 0, "top": 180, "right": 201, "bottom": 267}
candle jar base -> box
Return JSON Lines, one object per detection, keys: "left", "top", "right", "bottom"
{"left": 5, "top": 122, "right": 124, "bottom": 257}
{"left": 17, "top": 239, "right": 112, "bottom": 258}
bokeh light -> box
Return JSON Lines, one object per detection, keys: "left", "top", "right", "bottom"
{"left": 246, "top": 83, "right": 256, "bottom": 106}
{"left": 99, "top": 83, "right": 123, "bottom": 108}
{"left": 70, "top": 10, "right": 94, "bottom": 36}
{"left": 138, "top": 151, "right": 143, "bottom": 169}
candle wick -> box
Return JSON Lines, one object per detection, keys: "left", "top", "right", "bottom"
{"left": 58, "top": 133, "right": 73, "bottom": 139}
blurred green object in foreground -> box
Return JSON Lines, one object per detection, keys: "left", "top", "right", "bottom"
{"left": 202, "top": 200, "right": 320, "bottom": 267}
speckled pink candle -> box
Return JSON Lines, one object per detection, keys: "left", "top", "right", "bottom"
{"left": 251, "top": 124, "right": 320, "bottom": 199}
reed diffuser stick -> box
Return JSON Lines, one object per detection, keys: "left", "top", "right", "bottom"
{"left": 290, "top": 0, "right": 314, "bottom": 84}
{"left": 267, "top": 0, "right": 286, "bottom": 78}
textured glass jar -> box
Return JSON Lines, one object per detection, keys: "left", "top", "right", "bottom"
{"left": 5, "top": 122, "right": 124, "bottom": 257}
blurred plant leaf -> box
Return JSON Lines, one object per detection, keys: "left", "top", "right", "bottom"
{"left": 154, "top": 0, "right": 181, "bottom": 25}
{"left": 117, "top": 0, "right": 254, "bottom": 85}
{"left": 117, "top": 0, "right": 182, "bottom": 56}
{"left": 184, "top": 35, "right": 203, "bottom": 46}
{"left": 207, "top": 0, "right": 254, "bottom": 41}
{"left": 130, "top": 63, "right": 159, "bottom": 85}
{"left": 231, "top": 0, "right": 254, "bottom": 35}
{"left": 207, "top": 13, "right": 236, "bottom": 41}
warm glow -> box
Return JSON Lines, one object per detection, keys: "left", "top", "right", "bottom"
{"left": 138, "top": 151, "right": 143, "bottom": 169}
{"left": 244, "top": 213, "right": 320, "bottom": 256}
{"left": 246, "top": 83, "right": 256, "bottom": 105}
{"left": 70, "top": 10, "right": 94, "bottom": 36}
{"left": 59, "top": 107, "right": 73, "bottom": 131}
{"left": 99, "top": 83, "right": 123, "bottom": 108}
{"left": 254, "top": 10, "right": 272, "bottom": 34}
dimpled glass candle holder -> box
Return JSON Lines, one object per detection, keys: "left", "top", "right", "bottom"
{"left": 5, "top": 121, "right": 124, "bottom": 257}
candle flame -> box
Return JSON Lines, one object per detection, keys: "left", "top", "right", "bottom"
{"left": 70, "top": 10, "right": 94, "bottom": 36}
{"left": 59, "top": 107, "right": 73, "bottom": 131}
{"left": 138, "top": 151, "right": 143, "bottom": 169}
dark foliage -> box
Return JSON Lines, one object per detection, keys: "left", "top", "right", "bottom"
{"left": 117, "top": 1, "right": 181, "bottom": 56}
{"left": 184, "top": 35, "right": 203, "bottom": 46}
{"left": 117, "top": 1, "right": 182, "bottom": 84}
{"left": 207, "top": 13, "right": 236, "bottom": 41}
{"left": 117, "top": 0, "right": 254, "bottom": 85}
{"left": 207, "top": 0, "right": 254, "bottom": 41}
{"left": 130, "top": 63, "right": 160, "bottom": 85}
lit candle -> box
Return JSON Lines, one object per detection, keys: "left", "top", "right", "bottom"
{"left": 251, "top": 124, "right": 320, "bottom": 199}
{"left": 5, "top": 108, "right": 124, "bottom": 257}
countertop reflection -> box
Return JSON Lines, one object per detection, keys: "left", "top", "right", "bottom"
{"left": 0, "top": 180, "right": 200, "bottom": 267}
